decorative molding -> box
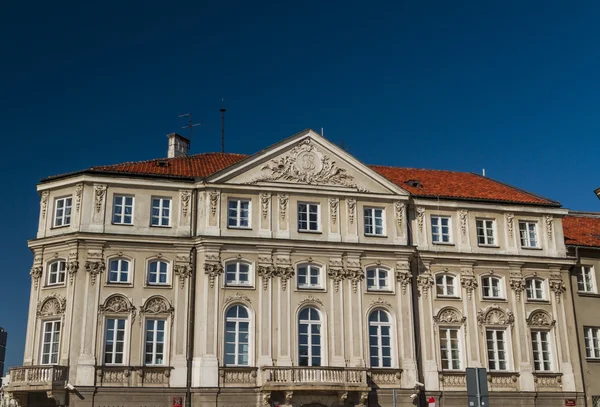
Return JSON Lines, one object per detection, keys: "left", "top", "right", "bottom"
{"left": 416, "top": 207, "right": 426, "bottom": 233}
{"left": 394, "top": 202, "right": 405, "bottom": 229}
{"left": 434, "top": 307, "right": 466, "bottom": 325}
{"left": 359, "top": 391, "right": 369, "bottom": 407}
{"left": 329, "top": 197, "right": 339, "bottom": 225}
{"left": 505, "top": 213, "right": 515, "bottom": 238}
{"left": 328, "top": 268, "right": 346, "bottom": 292}
{"left": 276, "top": 266, "right": 295, "bottom": 291}
{"left": 99, "top": 295, "right": 136, "bottom": 322}
{"left": 94, "top": 184, "right": 107, "bottom": 213}
{"left": 224, "top": 292, "right": 252, "bottom": 304}
{"left": 85, "top": 255, "right": 105, "bottom": 286}
{"left": 477, "top": 304, "right": 515, "bottom": 326}
{"left": 180, "top": 190, "right": 191, "bottom": 218}
{"left": 298, "top": 295, "right": 324, "bottom": 307}
{"left": 416, "top": 274, "right": 434, "bottom": 298}
{"left": 461, "top": 275, "right": 477, "bottom": 300}
{"left": 260, "top": 193, "right": 271, "bottom": 220}
{"left": 204, "top": 262, "right": 224, "bottom": 289}
{"left": 346, "top": 267, "right": 364, "bottom": 294}
{"left": 459, "top": 209, "right": 468, "bottom": 236}
{"left": 67, "top": 260, "right": 79, "bottom": 285}
{"left": 209, "top": 190, "right": 220, "bottom": 217}
{"left": 140, "top": 296, "right": 174, "bottom": 318}
{"left": 30, "top": 260, "right": 43, "bottom": 290}
{"left": 285, "top": 391, "right": 293, "bottom": 405}
{"left": 257, "top": 265, "right": 276, "bottom": 290}
{"left": 174, "top": 263, "right": 192, "bottom": 289}
{"left": 549, "top": 278, "right": 566, "bottom": 303}
{"left": 75, "top": 183, "right": 83, "bottom": 212}
{"left": 527, "top": 310, "right": 555, "bottom": 328}
{"left": 278, "top": 194, "right": 289, "bottom": 221}
{"left": 37, "top": 294, "right": 67, "bottom": 317}
{"left": 396, "top": 269, "right": 412, "bottom": 295}
{"left": 248, "top": 138, "right": 368, "bottom": 191}
{"left": 41, "top": 191, "right": 50, "bottom": 219}
{"left": 370, "top": 297, "right": 392, "bottom": 308}
{"left": 510, "top": 277, "right": 525, "bottom": 301}
{"left": 347, "top": 198, "right": 356, "bottom": 224}
{"left": 545, "top": 215, "right": 554, "bottom": 241}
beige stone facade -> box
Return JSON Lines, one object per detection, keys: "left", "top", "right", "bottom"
{"left": 5, "top": 130, "right": 586, "bottom": 407}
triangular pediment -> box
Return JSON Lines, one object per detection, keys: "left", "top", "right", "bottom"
{"left": 207, "top": 129, "right": 408, "bottom": 195}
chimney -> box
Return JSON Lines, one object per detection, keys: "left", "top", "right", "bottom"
{"left": 167, "top": 133, "right": 190, "bottom": 158}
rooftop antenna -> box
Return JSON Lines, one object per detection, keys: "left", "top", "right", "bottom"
{"left": 178, "top": 113, "right": 202, "bottom": 143}
{"left": 220, "top": 99, "right": 227, "bottom": 153}
{"left": 320, "top": 127, "right": 324, "bottom": 137}
{"left": 482, "top": 168, "right": 486, "bottom": 177}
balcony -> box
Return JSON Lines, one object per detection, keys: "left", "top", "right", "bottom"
{"left": 95, "top": 366, "right": 172, "bottom": 387}
{"left": 6, "top": 365, "right": 68, "bottom": 392}
{"left": 261, "top": 366, "right": 369, "bottom": 391}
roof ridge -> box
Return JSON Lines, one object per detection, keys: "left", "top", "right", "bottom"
{"left": 368, "top": 164, "right": 472, "bottom": 174}
{"left": 91, "top": 152, "right": 249, "bottom": 169}
{"left": 467, "top": 171, "right": 560, "bottom": 206}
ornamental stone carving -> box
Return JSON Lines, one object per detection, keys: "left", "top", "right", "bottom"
{"left": 549, "top": 278, "right": 566, "bottom": 303}
{"left": 477, "top": 304, "right": 515, "bottom": 326}
{"left": 67, "top": 260, "right": 79, "bottom": 285}
{"left": 209, "top": 190, "right": 220, "bottom": 216}
{"left": 417, "top": 274, "right": 434, "bottom": 298}
{"left": 276, "top": 266, "right": 295, "bottom": 291}
{"left": 40, "top": 191, "right": 50, "bottom": 219}
{"left": 140, "top": 296, "right": 174, "bottom": 317}
{"left": 94, "top": 184, "right": 107, "bottom": 213}
{"left": 37, "top": 294, "right": 67, "bottom": 317}
{"left": 298, "top": 295, "right": 324, "bottom": 307}
{"left": 510, "top": 276, "right": 526, "bottom": 301}
{"left": 346, "top": 267, "right": 364, "bottom": 294}
{"left": 416, "top": 207, "right": 426, "bottom": 233}
{"left": 459, "top": 209, "right": 468, "bottom": 236}
{"left": 347, "top": 198, "right": 356, "bottom": 224}
{"left": 527, "top": 310, "right": 555, "bottom": 327}
{"left": 75, "top": 183, "right": 83, "bottom": 212}
{"left": 394, "top": 201, "right": 405, "bottom": 230}
{"left": 99, "top": 295, "right": 136, "bottom": 322}
{"left": 461, "top": 275, "right": 478, "bottom": 300}
{"left": 328, "top": 268, "right": 346, "bottom": 292}
{"left": 224, "top": 292, "right": 252, "bottom": 304}
{"left": 204, "top": 262, "right": 224, "bottom": 288}
{"left": 505, "top": 213, "right": 515, "bottom": 238}
{"left": 174, "top": 263, "right": 192, "bottom": 289}
{"left": 396, "top": 270, "right": 412, "bottom": 294}
{"left": 434, "top": 307, "right": 466, "bottom": 325}
{"left": 248, "top": 138, "right": 368, "bottom": 192}
{"left": 371, "top": 297, "right": 392, "bottom": 308}
{"left": 329, "top": 197, "right": 339, "bottom": 225}
{"left": 278, "top": 194, "right": 289, "bottom": 221}
{"left": 85, "top": 255, "right": 106, "bottom": 286}
{"left": 260, "top": 193, "right": 271, "bottom": 220}
{"left": 257, "top": 265, "right": 277, "bottom": 290}
{"left": 30, "top": 264, "right": 43, "bottom": 290}
{"left": 180, "top": 190, "right": 191, "bottom": 218}
{"left": 545, "top": 215, "right": 554, "bottom": 241}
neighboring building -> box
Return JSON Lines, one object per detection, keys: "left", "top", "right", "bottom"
{"left": 0, "top": 328, "right": 6, "bottom": 377}
{"left": 595, "top": 187, "right": 600, "bottom": 201}
{"left": 5, "top": 130, "right": 585, "bottom": 407}
{"left": 564, "top": 212, "right": 600, "bottom": 407}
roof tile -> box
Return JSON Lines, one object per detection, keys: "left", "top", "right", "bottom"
{"left": 563, "top": 214, "right": 600, "bottom": 247}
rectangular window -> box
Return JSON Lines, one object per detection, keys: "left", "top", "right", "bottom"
{"left": 53, "top": 197, "right": 72, "bottom": 227}
{"left": 366, "top": 268, "right": 390, "bottom": 291}
{"left": 227, "top": 199, "right": 250, "bottom": 228}
{"left": 476, "top": 219, "right": 496, "bottom": 246}
{"left": 148, "top": 261, "right": 169, "bottom": 285}
{"left": 486, "top": 329, "right": 508, "bottom": 371}
{"left": 585, "top": 327, "right": 600, "bottom": 359}
{"left": 41, "top": 321, "right": 61, "bottom": 365}
{"left": 364, "top": 208, "right": 385, "bottom": 236}
{"left": 297, "top": 265, "right": 322, "bottom": 289}
{"left": 104, "top": 318, "right": 126, "bottom": 365}
{"left": 48, "top": 261, "right": 66, "bottom": 286}
{"left": 577, "top": 266, "right": 596, "bottom": 293}
{"left": 151, "top": 198, "right": 171, "bottom": 227}
{"left": 439, "top": 328, "right": 461, "bottom": 370}
{"left": 298, "top": 203, "right": 319, "bottom": 232}
{"left": 526, "top": 279, "right": 546, "bottom": 301}
{"left": 519, "top": 221, "right": 538, "bottom": 248}
{"left": 431, "top": 216, "right": 451, "bottom": 243}
{"left": 482, "top": 277, "right": 503, "bottom": 299}
{"left": 531, "top": 330, "right": 552, "bottom": 371}
{"left": 145, "top": 319, "right": 165, "bottom": 365}
{"left": 225, "top": 262, "right": 251, "bottom": 286}
{"left": 113, "top": 195, "right": 134, "bottom": 225}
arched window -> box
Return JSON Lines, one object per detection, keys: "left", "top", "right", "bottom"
{"left": 225, "top": 261, "right": 251, "bottom": 286}
{"left": 47, "top": 260, "right": 66, "bottom": 286}
{"left": 366, "top": 267, "right": 390, "bottom": 291}
{"left": 298, "top": 307, "right": 322, "bottom": 366}
{"left": 436, "top": 274, "right": 456, "bottom": 297}
{"left": 369, "top": 309, "right": 392, "bottom": 368}
{"left": 481, "top": 276, "right": 503, "bottom": 299}
{"left": 526, "top": 278, "right": 545, "bottom": 300}
{"left": 224, "top": 305, "right": 250, "bottom": 366}
{"left": 108, "top": 258, "right": 130, "bottom": 283}
{"left": 297, "top": 264, "right": 322, "bottom": 289}
{"left": 148, "top": 260, "right": 169, "bottom": 285}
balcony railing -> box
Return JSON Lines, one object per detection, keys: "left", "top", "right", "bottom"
{"left": 262, "top": 366, "right": 369, "bottom": 389}
{"left": 7, "top": 366, "right": 68, "bottom": 391}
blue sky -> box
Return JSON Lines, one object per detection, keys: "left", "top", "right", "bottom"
{"left": 1, "top": 0, "right": 599, "bottom": 369}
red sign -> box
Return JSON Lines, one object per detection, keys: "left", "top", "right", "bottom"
{"left": 428, "top": 396, "right": 436, "bottom": 407}
{"left": 565, "top": 400, "right": 576, "bottom": 407}
{"left": 173, "top": 397, "right": 183, "bottom": 407}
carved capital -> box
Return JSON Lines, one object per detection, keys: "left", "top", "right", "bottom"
{"left": 417, "top": 274, "right": 434, "bottom": 298}
{"left": 85, "top": 259, "right": 105, "bottom": 286}
{"left": 67, "top": 260, "right": 79, "bottom": 285}
{"left": 328, "top": 268, "right": 346, "bottom": 292}
{"left": 461, "top": 275, "right": 478, "bottom": 300}
{"left": 209, "top": 190, "right": 220, "bottom": 217}
{"left": 257, "top": 265, "right": 277, "bottom": 290}
{"left": 30, "top": 265, "right": 43, "bottom": 290}
{"left": 174, "top": 264, "right": 192, "bottom": 289}
{"left": 505, "top": 213, "right": 515, "bottom": 238}
{"left": 396, "top": 270, "right": 412, "bottom": 294}
{"left": 416, "top": 207, "right": 426, "bottom": 233}
{"left": 204, "top": 262, "right": 224, "bottom": 288}
{"left": 549, "top": 278, "right": 566, "bottom": 303}
{"left": 394, "top": 201, "right": 405, "bottom": 230}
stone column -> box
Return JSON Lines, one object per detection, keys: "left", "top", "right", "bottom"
{"left": 24, "top": 250, "right": 43, "bottom": 365}
{"left": 328, "top": 253, "right": 345, "bottom": 366}
{"left": 396, "top": 258, "right": 418, "bottom": 388}
{"left": 460, "top": 261, "right": 481, "bottom": 367}
{"left": 509, "top": 262, "right": 534, "bottom": 390}
{"left": 416, "top": 259, "right": 437, "bottom": 390}
{"left": 171, "top": 251, "right": 192, "bottom": 387}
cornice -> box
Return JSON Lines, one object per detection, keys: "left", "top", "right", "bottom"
{"left": 411, "top": 199, "right": 567, "bottom": 215}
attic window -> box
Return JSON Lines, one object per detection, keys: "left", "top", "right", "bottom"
{"left": 405, "top": 180, "right": 422, "bottom": 188}
{"left": 155, "top": 160, "right": 170, "bottom": 167}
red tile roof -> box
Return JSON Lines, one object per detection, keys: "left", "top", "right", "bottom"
{"left": 47, "top": 152, "right": 559, "bottom": 206}
{"left": 563, "top": 214, "right": 600, "bottom": 247}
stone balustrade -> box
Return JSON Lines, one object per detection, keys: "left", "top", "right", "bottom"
{"left": 262, "top": 366, "right": 368, "bottom": 389}
{"left": 7, "top": 366, "right": 68, "bottom": 391}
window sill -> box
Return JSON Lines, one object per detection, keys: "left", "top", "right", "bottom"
{"left": 296, "top": 287, "right": 326, "bottom": 293}
{"left": 298, "top": 230, "right": 322, "bottom": 234}
{"left": 432, "top": 242, "right": 455, "bottom": 246}
{"left": 366, "top": 289, "right": 394, "bottom": 294}
{"left": 146, "top": 284, "right": 172, "bottom": 289}
{"left": 42, "top": 283, "right": 67, "bottom": 290}
{"left": 364, "top": 234, "right": 388, "bottom": 238}
{"left": 224, "top": 285, "right": 255, "bottom": 290}
{"left": 227, "top": 226, "right": 252, "bottom": 230}
{"left": 577, "top": 292, "right": 600, "bottom": 298}
{"left": 106, "top": 282, "right": 133, "bottom": 287}
{"left": 482, "top": 297, "right": 507, "bottom": 302}
{"left": 521, "top": 246, "right": 543, "bottom": 250}
{"left": 526, "top": 299, "right": 550, "bottom": 304}
{"left": 478, "top": 245, "right": 500, "bottom": 248}
{"left": 150, "top": 225, "right": 172, "bottom": 228}
{"left": 111, "top": 223, "right": 134, "bottom": 227}
{"left": 585, "top": 358, "right": 600, "bottom": 363}
{"left": 436, "top": 296, "right": 462, "bottom": 300}
{"left": 50, "top": 224, "right": 71, "bottom": 230}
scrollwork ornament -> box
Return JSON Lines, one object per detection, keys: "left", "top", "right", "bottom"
{"left": 417, "top": 274, "right": 434, "bottom": 298}
{"left": 545, "top": 215, "right": 554, "bottom": 241}
{"left": 30, "top": 265, "right": 43, "bottom": 289}
{"left": 347, "top": 198, "right": 356, "bottom": 224}
{"left": 224, "top": 292, "right": 252, "bottom": 304}
{"left": 477, "top": 304, "right": 515, "bottom": 326}
{"left": 434, "top": 307, "right": 466, "bottom": 325}
{"left": 68, "top": 260, "right": 79, "bottom": 285}
{"left": 396, "top": 270, "right": 412, "bottom": 294}
{"left": 394, "top": 201, "right": 405, "bottom": 229}
{"left": 461, "top": 276, "right": 478, "bottom": 300}
{"left": 527, "top": 310, "right": 555, "bottom": 327}
{"left": 346, "top": 268, "right": 364, "bottom": 293}
{"left": 257, "top": 265, "right": 277, "bottom": 290}
{"left": 328, "top": 268, "right": 346, "bottom": 292}
{"left": 140, "top": 296, "right": 174, "bottom": 317}
{"left": 510, "top": 277, "right": 525, "bottom": 301}
{"left": 329, "top": 197, "right": 339, "bottom": 225}
{"left": 260, "top": 193, "right": 271, "bottom": 220}
{"left": 37, "top": 294, "right": 67, "bottom": 317}
{"left": 279, "top": 194, "right": 289, "bottom": 221}
{"left": 174, "top": 264, "right": 192, "bottom": 289}
{"left": 209, "top": 190, "right": 220, "bottom": 216}
{"left": 85, "top": 259, "right": 106, "bottom": 286}
{"left": 276, "top": 266, "right": 295, "bottom": 291}
{"left": 41, "top": 191, "right": 50, "bottom": 219}
{"left": 459, "top": 209, "right": 468, "bottom": 236}
{"left": 550, "top": 279, "right": 566, "bottom": 303}
{"left": 505, "top": 213, "right": 515, "bottom": 238}
{"left": 75, "top": 183, "right": 83, "bottom": 212}
{"left": 94, "top": 184, "right": 107, "bottom": 213}
{"left": 180, "top": 190, "right": 191, "bottom": 218}
{"left": 204, "top": 263, "right": 224, "bottom": 288}
{"left": 416, "top": 207, "right": 426, "bottom": 233}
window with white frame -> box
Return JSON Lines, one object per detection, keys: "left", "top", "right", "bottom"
{"left": 584, "top": 327, "right": 600, "bottom": 359}
{"left": 476, "top": 219, "right": 496, "bottom": 246}
{"left": 151, "top": 197, "right": 171, "bottom": 227}
{"left": 366, "top": 267, "right": 390, "bottom": 291}
{"left": 108, "top": 259, "right": 130, "bottom": 283}
{"left": 41, "top": 320, "right": 61, "bottom": 365}
{"left": 144, "top": 319, "right": 166, "bottom": 365}
{"left": 481, "top": 276, "right": 503, "bottom": 299}
{"left": 113, "top": 195, "right": 134, "bottom": 225}
{"left": 436, "top": 274, "right": 457, "bottom": 297}
{"left": 228, "top": 199, "right": 250, "bottom": 228}
{"left": 526, "top": 278, "right": 546, "bottom": 301}
{"left": 47, "top": 260, "right": 66, "bottom": 286}
{"left": 364, "top": 208, "right": 385, "bottom": 236}
{"left": 224, "top": 305, "right": 250, "bottom": 366}
{"left": 225, "top": 261, "right": 251, "bottom": 286}
{"left": 369, "top": 309, "right": 392, "bottom": 368}
{"left": 148, "top": 260, "right": 169, "bottom": 285}
{"left": 104, "top": 318, "right": 126, "bottom": 365}
{"left": 297, "top": 264, "right": 322, "bottom": 289}
{"left": 439, "top": 328, "right": 461, "bottom": 370}
{"left": 577, "top": 266, "right": 596, "bottom": 293}
{"left": 519, "top": 221, "right": 539, "bottom": 248}
{"left": 486, "top": 329, "right": 508, "bottom": 371}
{"left": 298, "top": 307, "right": 322, "bottom": 366}
{"left": 53, "top": 197, "right": 72, "bottom": 227}
{"left": 531, "top": 330, "right": 552, "bottom": 371}
{"left": 298, "top": 203, "right": 319, "bottom": 232}
{"left": 431, "top": 216, "right": 451, "bottom": 243}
